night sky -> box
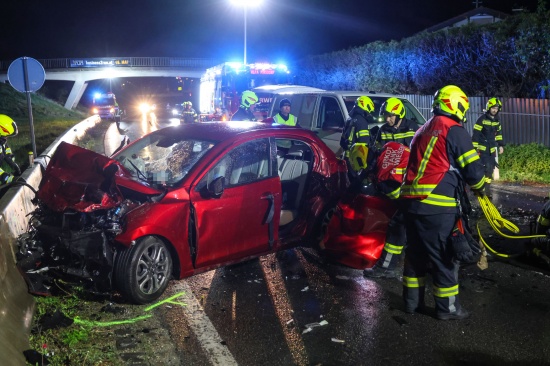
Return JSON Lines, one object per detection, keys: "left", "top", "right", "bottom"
{"left": 0, "top": 0, "right": 543, "bottom": 63}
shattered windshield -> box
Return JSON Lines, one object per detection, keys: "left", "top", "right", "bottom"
{"left": 113, "top": 134, "right": 216, "bottom": 187}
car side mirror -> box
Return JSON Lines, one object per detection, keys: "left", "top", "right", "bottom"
{"left": 207, "top": 176, "right": 225, "bottom": 198}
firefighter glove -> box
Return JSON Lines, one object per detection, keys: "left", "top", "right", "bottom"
{"left": 449, "top": 229, "right": 475, "bottom": 263}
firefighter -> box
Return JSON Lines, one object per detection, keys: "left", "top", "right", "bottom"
{"left": 340, "top": 96, "right": 376, "bottom": 183}
{"left": 400, "top": 85, "right": 485, "bottom": 320}
{"left": 375, "top": 97, "right": 419, "bottom": 148}
{"left": 364, "top": 98, "right": 419, "bottom": 278}
{"left": 180, "top": 101, "right": 198, "bottom": 124}
{"left": 363, "top": 142, "right": 410, "bottom": 279}
{"left": 267, "top": 98, "right": 299, "bottom": 126}
{"left": 472, "top": 97, "right": 505, "bottom": 198}
{"left": 0, "top": 115, "right": 21, "bottom": 186}
{"left": 231, "top": 90, "right": 258, "bottom": 121}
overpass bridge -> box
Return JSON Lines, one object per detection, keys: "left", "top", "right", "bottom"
{"left": 0, "top": 57, "right": 220, "bottom": 110}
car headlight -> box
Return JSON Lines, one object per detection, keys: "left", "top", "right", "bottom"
{"left": 92, "top": 108, "right": 99, "bottom": 114}
{"left": 139, "top": 103, "right": 151, "bottom": 113}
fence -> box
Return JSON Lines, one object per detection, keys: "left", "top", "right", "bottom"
{"left": 402, "top": 95, "right": 550, "bottom": 147}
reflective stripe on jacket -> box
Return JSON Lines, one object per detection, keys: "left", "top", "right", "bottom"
{"left": 401, "top": 115, "right": 485, "bottom": 213}
{"left": 472, "top": 113, "right": 504, "bottom": 155}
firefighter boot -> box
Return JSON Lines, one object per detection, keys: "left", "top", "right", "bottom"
{"left": 403, "top": 284, "right": 425, "bottom": 314}
{"left": 363, "top": 264, "right": 400, "bottom": 279}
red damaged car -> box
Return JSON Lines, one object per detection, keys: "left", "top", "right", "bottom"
{"left": 17, "top": 122, "right": 348, "bottom": 304}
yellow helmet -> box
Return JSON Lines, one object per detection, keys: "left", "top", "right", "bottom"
{"left": 432, "top": 85, "right": 469, "bottom": 123}
{"left": 0, "top": 114, "right": 18, "bottom": 138}
{"left": 241, "top": 90, "right": 259, "bottom": 108}
{"left": 349, "top": 143, "right": 369, "bottom": 172}
{"left": 356, "top": 96, "right": 375, "bottom": 113}
{"left": 380, "top": 97, "right": 405, "bottom": 119}
{"left": 486, "top": 97, "right": 502, "bottom": 111}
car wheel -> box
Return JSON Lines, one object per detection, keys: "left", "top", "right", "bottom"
{"left": 114, "top": 236, "right": 173, "bottom": 304}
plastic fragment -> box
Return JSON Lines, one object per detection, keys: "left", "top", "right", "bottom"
{"left": 301, "top": 286, "right": 309, "bottom": 292}
{"left": 331, "top": 338, "right": 345, "bottom": 343}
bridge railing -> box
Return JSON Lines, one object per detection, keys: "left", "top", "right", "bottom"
{"left": 0, "top": 57, "right": 221, "bottom": 71}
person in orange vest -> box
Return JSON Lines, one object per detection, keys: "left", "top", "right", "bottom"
{"left": 400, "top": 85, "right": 485, "bottom": 320}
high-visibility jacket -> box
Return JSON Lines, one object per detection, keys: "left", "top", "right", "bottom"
{"left": 472, "top": 112, "right": 504, "bottom": 156}
{"left": 401, "top": 114, "right": 485, "bottom": 214}
{"left": 273, "top": 113, "right": 297, "bottom": 126}
{"left": 376, "top": 118, "right": 418, "bottom": 148}
{"left": 375, "top": 142, "right": 410, "bottom": 199}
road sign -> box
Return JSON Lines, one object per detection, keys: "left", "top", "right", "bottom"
{"left": 7, "top": 57, "right": 46, "bottom": 158}
{"left": 7, "top": 57, "right": 45, "bottom": 93}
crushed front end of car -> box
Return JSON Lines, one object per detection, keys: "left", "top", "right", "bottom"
{"left": 16, "top": 142, "right": 153, "bottom": 297}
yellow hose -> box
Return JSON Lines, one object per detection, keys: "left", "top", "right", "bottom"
{"left": 476, "top": 195, "right": 546, "bottom": 257}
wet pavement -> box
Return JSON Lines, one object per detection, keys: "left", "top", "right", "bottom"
{"left": 24, "top": 117, "right": 550, "bottom": 365}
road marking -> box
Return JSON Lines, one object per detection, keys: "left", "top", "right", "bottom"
{"left": 169, "top": 281, "right": 239, "bottom": 366}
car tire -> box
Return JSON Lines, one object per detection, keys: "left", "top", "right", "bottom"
{"left": 114, "top": 236, "right": 173, "bottom": 304}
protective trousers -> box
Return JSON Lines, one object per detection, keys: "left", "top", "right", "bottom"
{"left": 480, "top": 154, "right": 496, "bottom": 196}
{"left": 403, "top": 213, "right": 461, "bottom": 316}
{"left": 377, "top": 209, "right": 406, "bottom": 269}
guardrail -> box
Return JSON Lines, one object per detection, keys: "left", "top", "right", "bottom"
{"left": 0, "top": 57, "right": 221, "bottom": 71}
{"left": 0, "top": 115, "right": 103, "bottom": 365}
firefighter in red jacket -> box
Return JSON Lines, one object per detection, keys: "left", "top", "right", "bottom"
{"left": 400, "top": 85, "right": 485, "bottom": 320}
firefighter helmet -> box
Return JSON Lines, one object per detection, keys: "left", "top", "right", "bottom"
{"left": 241, "top": 90, "right": 259, "bottom": 108}
{"left": 486, "top": 97, "right": 502, "bottom": 111}
{"left": 432, "top": 85, "right": 469, "bottom": 123}
{"left": 349, "top": 143, "right": 369, "bottom": 172}
{"left": 0, "top": 114, "right": 18, "bottom": 138}
{"left": 380, "top": 97, "right": 406, "bottom": 119}
{"left": 355, "top": 96, "right": 375, "bottom": 113}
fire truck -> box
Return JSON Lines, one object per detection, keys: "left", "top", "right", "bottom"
{"left": 92, "top": 92, "right": 122, "bottom": 122}
{"left": 199, "top": 62, "right": 292, "bottom": 121}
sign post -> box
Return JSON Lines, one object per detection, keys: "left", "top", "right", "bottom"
{"left": 7, "top": 57, "right": 46, "bottom": 159}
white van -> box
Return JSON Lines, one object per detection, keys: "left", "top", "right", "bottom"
{"left": 253, "top": 88, "right": 427, "bottom": 153}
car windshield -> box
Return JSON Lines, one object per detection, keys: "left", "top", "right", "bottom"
{"left": 113, "top": 134, "right": 216, "bottom": 187}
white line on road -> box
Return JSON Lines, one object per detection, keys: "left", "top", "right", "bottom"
{"left": 169, "top": 281, "right": 239, "bottom": 366}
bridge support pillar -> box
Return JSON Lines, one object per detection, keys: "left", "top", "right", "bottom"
{"left": 64, "top": 80, "right": 88, "bottom": 110}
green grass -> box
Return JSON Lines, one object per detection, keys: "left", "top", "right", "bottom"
{"left": 498, "top": 143, "right": 550, "bottom": 184}
{"left": 28, "top": 284, "right": 119, "bottom": 365}
{"left": 0, "top": 82, "right": 86, "bottom": 172}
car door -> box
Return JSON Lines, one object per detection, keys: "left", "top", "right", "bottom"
{"left": 190, "top": 138, "right": 282, "bottom": 268}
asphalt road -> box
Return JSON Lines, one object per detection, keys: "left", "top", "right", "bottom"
{"left": 90, "top": 116, "right": 550, "bottom": 365}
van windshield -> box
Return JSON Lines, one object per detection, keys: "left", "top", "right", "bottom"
{"left": 94, "top": 97, "right": 116, "bottom": 107}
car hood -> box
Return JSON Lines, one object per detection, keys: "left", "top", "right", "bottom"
{"left": 37, "top": 141, "right": 163, "bottom": 213}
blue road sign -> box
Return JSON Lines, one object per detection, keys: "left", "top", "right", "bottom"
{"left": 7, "top": 57, "right": 45, "bottom": 93}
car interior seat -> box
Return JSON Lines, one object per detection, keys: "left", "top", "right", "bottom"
{"left": 278, "top": 143, "right": 310, "bottom": 226}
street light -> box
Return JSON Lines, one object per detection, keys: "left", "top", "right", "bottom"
{"left": 230, "top": 0, "right": 264, "bottom": 65}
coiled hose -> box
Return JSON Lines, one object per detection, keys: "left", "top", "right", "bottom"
{"left": 476, "top": 195, "right": 546, "bottom": 258}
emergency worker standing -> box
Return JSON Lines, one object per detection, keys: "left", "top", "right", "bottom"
{"left": 340, "top": 96, "right": 376, "bottom": 180}
{"left": 267, "top": 99, "right": 299, "bottom": 126}
{"left": 400, "top": 85, "right": 485, "bottom": 320}
{"left": 231, "top": 90, "right": 258, "bottom": 121}
{"left": 375, "top": 97, "right": 419, "bottom": 148}
{"left": 0, "top": 115, "right": 21, "bottom": 186}
{"left": 180, "top": 101, "right": 198, "bottom": 124}
{"left": 472, "top": 97, "right": 505, "bottom": 198}
{"left": 363, "top": 99, "right": 418, "bottom": 278}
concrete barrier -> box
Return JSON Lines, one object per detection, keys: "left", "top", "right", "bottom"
{"left": 0, "top": 115, "right": 101, "bottom": 366}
